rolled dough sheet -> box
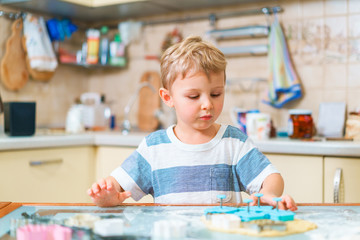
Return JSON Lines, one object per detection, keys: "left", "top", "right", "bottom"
{"left": 202, "top": 217, "right": 317, "bottom": 237}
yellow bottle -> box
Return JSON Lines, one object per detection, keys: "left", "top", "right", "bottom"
{"left": 86, "top": 29, "right": 100, "bottom": 64}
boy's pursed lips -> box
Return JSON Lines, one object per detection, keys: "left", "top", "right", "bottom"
{"left": 200, "top": 114, "right": 212, "bottom": 120}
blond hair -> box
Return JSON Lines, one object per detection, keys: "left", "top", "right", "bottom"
{"left": 160, "top": 36, "right": 227, "bottom": 90}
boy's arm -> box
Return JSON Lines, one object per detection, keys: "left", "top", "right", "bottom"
{"left": 87, "top": 176, "right": 131, "bottom": 207}
{"left": 250, "top": 173, "right": 298, "bottom": 211}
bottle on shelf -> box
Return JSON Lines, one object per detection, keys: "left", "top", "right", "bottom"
{"left": 86, "top": 28, "right": 100, "bottom": 64}
{"left": 109, "top": 33, "right": 126, "bottom": 67}
{"left": 99, "top": 26, "right": 109, "bottom": 65}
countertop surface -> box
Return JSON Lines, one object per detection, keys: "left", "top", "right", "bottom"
{"left": 1, "top": 130, "right": 360, "bottom": 157}
{"left": 1, "top": 203, "right": 360, "bottom": 239}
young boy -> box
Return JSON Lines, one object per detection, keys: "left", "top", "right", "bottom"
{"left": 88, "top": 36, "right": 297, "bottom": 211}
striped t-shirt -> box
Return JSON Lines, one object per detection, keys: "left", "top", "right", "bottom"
{"left": 111, "top": 124, "right": 279, "bottom": 204}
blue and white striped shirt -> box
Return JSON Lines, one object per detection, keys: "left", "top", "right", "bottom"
{"left": 111, "top": 124, "right": 278, "bottom": 204}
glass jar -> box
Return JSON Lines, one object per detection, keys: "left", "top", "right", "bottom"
{"left": 288, "top": 109, "right": 313, "bottom": 139}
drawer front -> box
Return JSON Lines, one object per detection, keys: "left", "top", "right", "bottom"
{"left": 0, "top": 147, "right": 95, "bottom": 203}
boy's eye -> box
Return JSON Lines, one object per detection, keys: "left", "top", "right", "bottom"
{"left": 188, "top": 95, "right": 199, "bottom": 99}
{"left": 211, "top": 93, "right": 222, "bottom": 97}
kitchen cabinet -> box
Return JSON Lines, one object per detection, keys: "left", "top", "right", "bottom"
{"left": 264, "top": 153, "right": 323, "bottom": 203}
{"left": 95, "top": 146, "right": 154, "bottom": 203}
{"left": 324, "top": 156, "right": 360, "bottom": 203}
{"left": 0, "top": 147, "right": 95, "bottom": 203}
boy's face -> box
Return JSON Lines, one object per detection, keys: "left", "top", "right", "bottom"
{"left": 163, "top": 71, "right": 225, "bottom": 132}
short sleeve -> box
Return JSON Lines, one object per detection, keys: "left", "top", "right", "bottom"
{"left": 235, "top": 147, "right": 279, "bottom": 194}
{"left": 111, "top": 150, "right": 153, "bottom": 201}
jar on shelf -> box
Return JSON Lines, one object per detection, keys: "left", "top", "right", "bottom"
{"left": 288, "top": 109, "right": 313, "bottom": 139}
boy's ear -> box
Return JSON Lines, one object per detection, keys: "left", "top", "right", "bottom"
{"left": 159, "top": 88, "right": 174, "bottom": 107}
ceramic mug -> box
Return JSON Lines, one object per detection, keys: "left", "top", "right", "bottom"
{"left": 246, "top": 113, "right": 271, "bottom": 140}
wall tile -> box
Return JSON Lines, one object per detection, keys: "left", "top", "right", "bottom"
{"left": 323, "top": 64, "right": 347, "bottom": 89}
{"left": 349, "top": 0, "right": 360, "bottom": 14}
{"left": 348, "top": 15, "right": 360, "bottom": 38}
{"left": 280, "top": 0, "right": 302, "bottom": 20}
{"left": 302, "top": 0, "right": 324, "bottom": 18}
{"left": 324, "top": 16, "right": 348, "bottom": 63}
{"left": 324, "top": 0, "right": 347, "bottom": 15}
{"left": 348, "top": 64, "right": 360, "bottom": 88}
{"left": 297, "top": 65, "right": 324, "bottom": 89}
{"left": 300, "top": 18, "right": 325, "bottom": 64}
{"left": 322, "top": 89, "right": 347, "bottom": 102}
{"left": 348, "top": 39, "right": 360, "bottom": 62}
{"left": 347, "top": 89, "right": 360, "bottom": 112}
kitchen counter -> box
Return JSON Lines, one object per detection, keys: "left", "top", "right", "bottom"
{"left": 2, "top": 203, "right": 360, "bottom": 239}
{"left": 1, "top": 131, "right": 360, "bottom": 157}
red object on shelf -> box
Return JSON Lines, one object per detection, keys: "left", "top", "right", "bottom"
{"left": 58, "top": 48, "right": 77, "bottom": 63}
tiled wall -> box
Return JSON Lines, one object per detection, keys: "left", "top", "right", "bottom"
{"left": 1, "top": 0, "right": 360, "bottom": 133}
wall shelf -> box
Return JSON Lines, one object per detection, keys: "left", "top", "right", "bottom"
{"left": 61, "top": 62, "right": 126, "bottom": 69}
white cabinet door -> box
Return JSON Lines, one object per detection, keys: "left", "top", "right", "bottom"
{"left": 324, "top": 157, "right": 360, "bottom": 203}
{"left": 95, "top": 146, "right": 154, "bottom": 203}
{"left": 265, "top": 153, "right": 323, "bottom": 203}
{"left": 0, "top": 147, "right": 95, "bottom": 203}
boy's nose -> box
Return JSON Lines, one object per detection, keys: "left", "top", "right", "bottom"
{"left": 201, "top": 96, "right": 213, "bottom": 110}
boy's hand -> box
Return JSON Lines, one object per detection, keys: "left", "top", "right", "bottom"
{"left": 250, "top": 193, "right": 298, "bottom": 212}
{"left": 87, "top": 177, "right": 131, "bottom": 207}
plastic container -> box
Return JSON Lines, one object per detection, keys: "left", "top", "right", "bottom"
{"left": 65, "top": 103, "right": 84, "bottom": 133}
{"left": 86, "top": 28, "right": 100, "bottom": 64}
{"left": 99, "top": 26, "right": 109, "bottom": 65}
{"left": 95, "top": 94, "right": 112, "bottom": 130}
{"left": 288, "top": 109, "right": 313, "bottom": 139}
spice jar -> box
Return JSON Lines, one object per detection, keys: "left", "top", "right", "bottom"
{"left": 288, "top": 109, "right": 313, "bottom": 139}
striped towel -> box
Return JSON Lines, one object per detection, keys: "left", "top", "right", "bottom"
{"left": 263, "top": 16, "right": 302, "bottom": 108}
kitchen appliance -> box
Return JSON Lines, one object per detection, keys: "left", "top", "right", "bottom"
{"left": 79, "top": 92, "right": 111, "bottom": 130}
{"left": 4, "top": 101, "right": 36, "bottom": 136}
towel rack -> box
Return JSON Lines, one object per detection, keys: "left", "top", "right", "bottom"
{"left": 218, "top": 45, "right": 268, "bottom": 56}
{"left": 207, "top": 6, "right": 282, "bottom": 57}
{"left": 142, "top": 6, "right": 282, "bottom": 26}
{"left": 0, "top": 9, "right": 26, "bottom": 19}
{"left": 207, "top": 25, "right": 269, "bottom": 40}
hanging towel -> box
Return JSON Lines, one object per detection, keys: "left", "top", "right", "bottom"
{"left": 23, "top": 14, "right": 58, "bottom": 72}
{"left": 263, "top": 16, "right": 302, "bottom": 108}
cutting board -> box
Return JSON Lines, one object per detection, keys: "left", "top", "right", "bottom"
{"left": 1, "top": 19, "right": 29, "bottom": 91}
{"left": 137, "top": 71, "right": 161, "bottom": 132}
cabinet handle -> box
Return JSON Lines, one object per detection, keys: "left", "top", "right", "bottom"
{"left": 29, "top": 159, "right": 63, "bottom": 166}
{"left": 333, "top": 168, "right": 342, "bottom": 203}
